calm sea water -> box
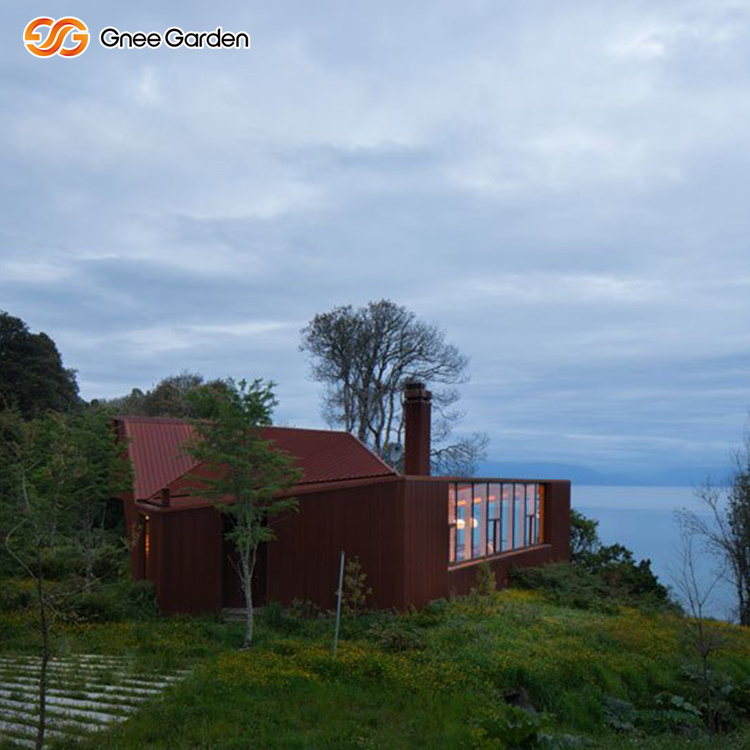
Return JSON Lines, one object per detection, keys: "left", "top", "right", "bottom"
{"left": 573, "top": 486, "right": 735, "bottom": 621}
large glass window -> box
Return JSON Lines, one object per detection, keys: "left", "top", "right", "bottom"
{"left": 448, "top": 481, "right": 544, "bottom": 566}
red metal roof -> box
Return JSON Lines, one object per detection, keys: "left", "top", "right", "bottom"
{"left": 117, "top": 416, "right": 396, "bottom": 501}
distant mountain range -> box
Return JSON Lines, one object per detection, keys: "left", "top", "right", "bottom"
{"left": 476, "top": 461, "right": 731, "bottom": 487}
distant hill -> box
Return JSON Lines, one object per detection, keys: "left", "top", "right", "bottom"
{"left": 476, "top": 461, "right": 730, "bottom": 487}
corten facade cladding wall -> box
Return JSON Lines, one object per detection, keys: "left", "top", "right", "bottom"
{"left": 402, "top": 478, "right": 451, "bottom": 607}
{"left": 121, "top": 493, "right": 142, "bottom": 578}
{"left": 266, "top": 478, "right": 406, "bottom": 610}
{"left": 132, "top": 477, "right": 571, "bottom": 615}
{"left": 138, "top": 505, "right": 224, "bottom": 615}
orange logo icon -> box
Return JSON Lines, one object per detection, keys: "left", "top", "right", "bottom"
{"left": 24, "top": 17, "right": 89, "bottom": 58}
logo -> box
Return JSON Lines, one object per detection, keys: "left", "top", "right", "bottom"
{"left": 24, "top": 17, "right": 89, "bottom": 58}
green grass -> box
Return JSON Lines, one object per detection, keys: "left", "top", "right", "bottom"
{"left": 3, "top": 589, "right": 750, "bottom": 748}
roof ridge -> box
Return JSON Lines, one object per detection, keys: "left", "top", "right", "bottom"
{"left": 117, "top": 415, "right": 352, "bottom": 437}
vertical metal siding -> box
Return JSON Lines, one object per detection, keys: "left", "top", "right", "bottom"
{"left": 143, "top": 477, "right": 570, "bottom": 615}
{"left": 266, "top": 479, "right": 406, "bottom": 610}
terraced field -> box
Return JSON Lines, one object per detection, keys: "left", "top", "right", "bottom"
{"left": 0, "top": 655, "right": 187, "bottom": 748}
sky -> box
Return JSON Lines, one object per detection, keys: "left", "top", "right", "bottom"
{"left": 3, "top": 0, "right": 750, "bottom": 482}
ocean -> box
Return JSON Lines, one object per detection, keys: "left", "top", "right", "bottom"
{"left": 573, "top": 485, "right": 735, "bottom": 621}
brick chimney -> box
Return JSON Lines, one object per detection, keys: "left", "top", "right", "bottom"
{"left": 403, "top": 381, "right": 432, "bottom": 475}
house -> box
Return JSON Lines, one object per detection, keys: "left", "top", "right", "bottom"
{"left": 117, "top": 382, "right": 570, "bottom": 614}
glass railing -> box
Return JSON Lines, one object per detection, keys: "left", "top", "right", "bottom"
{"left": 448, "top": 481, "right": 544, "bottom": 565}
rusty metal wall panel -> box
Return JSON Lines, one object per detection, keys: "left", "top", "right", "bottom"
{"left": 402, "top": 478, "right": 451, "bottom": 608}
{"left": 266, "top": 478, "right": 406, "bottom": 610}
{"left": 543, "top": 480, "right": 571, "bottom": 561}
{"left": 140, "top": 476, "right": 570, "bottom": 615}
{"left": 152, "top": 507, "right": 223, "bottom": 615}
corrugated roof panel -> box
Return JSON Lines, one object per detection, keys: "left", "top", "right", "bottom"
{"left": 116, "top": 417, "right": 396, "bottom": 501}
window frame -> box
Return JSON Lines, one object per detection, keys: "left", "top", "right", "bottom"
{"left": 448, "top": 480, "right": 545, "bottom": 568}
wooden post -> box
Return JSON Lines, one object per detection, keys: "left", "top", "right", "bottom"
{"left": 333, "top": 550, "right": 345, "bottom": 659}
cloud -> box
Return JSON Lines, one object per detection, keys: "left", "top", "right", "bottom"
{"left": 3, "top": 0, "right": 750, "bottom": 478}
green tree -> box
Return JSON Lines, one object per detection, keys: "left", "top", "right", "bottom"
{"left": 66, "top": 407, "right": 131, "bottom": 580}
{"left": 569, "top": 508, "right": 671, "bottom": 605}
{"left": 0, "top": 311, "right": 80, "bottom": 418}
{"left": 184, "top": 379, "right": 302, "bottom": 647}
{"left": 300, "top": 300, "right": 488, "bottom": 475}
{"left": 569, "top": 508, "right": 600, "bottom": 562}
{"left": 0, "top": 409, "right": 57, "bottom": 750}
{"left": 0, "top": 406, "right": 129, "bottom": 749}
{"left": 99, "top": 371, "right": 231, "bottom": 418}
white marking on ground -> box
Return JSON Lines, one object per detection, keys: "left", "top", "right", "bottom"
{"left": 0, "top": 655, "right": 187, "bottom": 748}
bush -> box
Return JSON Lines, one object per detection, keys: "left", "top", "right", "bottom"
{"left": 34, "top": 542, "right": 127, "bottom": 581}
{"left": 604, "top": 694, "right": 704, "bottom": 736}
{"left": 513, "top": 510, "right": 678, "bottom": 614}
{"left": 472, "top": 561, "right": 498, "bottom": 597}
{"left": 67, "top": 580, "right": 158, "bottom": 623}
{"left": 567, "top": 510, "right": 677, "bottom": 612}
{"left": 261, "top": 600, "right": 308, "bottom": 635}
{"left": 39, "top": 546, "right": 85, "bottom": 580}
{"left": 0, "top": 579, "right": 34, "bottom": 612}
{"left": 341, "top": 556, "right": 372, "bottom": 612}
{"left": 368, "top": 620, "right": 426, "bottom": 653}
{"left": 288, "top": 598, "right": 323, "bottom": 620}
{"left": 409, "top": 597, "right": 452, "bottom": 629}
{"left": 470, "top": 704, "right": 547, "bottom": 749}
{"left": 509, "top": 563, "right": 619, "bottom": 614}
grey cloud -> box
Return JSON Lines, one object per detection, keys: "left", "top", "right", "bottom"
{"left": 3, "top": 0, "right": 750, "bottom": 480}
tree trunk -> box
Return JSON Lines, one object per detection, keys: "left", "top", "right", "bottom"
{"left": 740, "top": 594, "right": 750, "bottom": 627}
{"left": 241, "top": 544, "right": 259, "bottom": 649}
{"left": 82, "top": 518, "right": 95, "bottom": 582}
{"left": 34, "top": 545, "right": 49, "bottom": 750}
{"left": 84, "top": 550, "right": 94, "bottom": 583}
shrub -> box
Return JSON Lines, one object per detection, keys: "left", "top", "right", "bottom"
{"left": 509, "top": 563, "right": 618, "bottom": 614}
{"left": 341, "top": 556, "right": 372, "bottom": 612}
{"left": 472, "top": 561, "right": 498, "bottom": 597}
{"left": 680, "top": 665, "right": 745, "bottom": 732}
{"left": 39, "top": 546, "right": 86, "bottom": 580}
{"left": 263, "top": 600, "right": 286, "bottom": 630}
{"left": 67, "top": 580, "right": 158, "bottom": 623}
{"left": 567, "top": 510, "right": 677, "bottom": 612}
{"left": 470, "top": 704, "right": 547, "bottom": 749}
{"left": 511, "top": 556, "right": 677, "bottom": 615}
{"left": 288, "top": 598, "right": 323, "bottom": 620}
{"left": 261, "top": 600, "right": 314, "bottom": 635}
{"left": 0, "top": 579, "right": 34, "bottom": 612}
{"left": 368, "top": 621, "right": 426, "bottom": 653}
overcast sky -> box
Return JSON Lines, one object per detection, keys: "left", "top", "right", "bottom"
{"left": 3, "top": 0, "right": 750, "bottom": 479}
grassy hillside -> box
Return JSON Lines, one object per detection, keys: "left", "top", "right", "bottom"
{"left": 2, "top": 581, "right": 750, "bottom": 749}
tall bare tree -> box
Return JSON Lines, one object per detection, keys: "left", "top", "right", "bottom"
{"left": 670, "top": 516, "right": 726, "bottom": 734}
{"left": 300, "top": 300, "right": 487, "bottom": 474}
{"left": 679, "top": 428, "right": 750, "bottom": 626}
